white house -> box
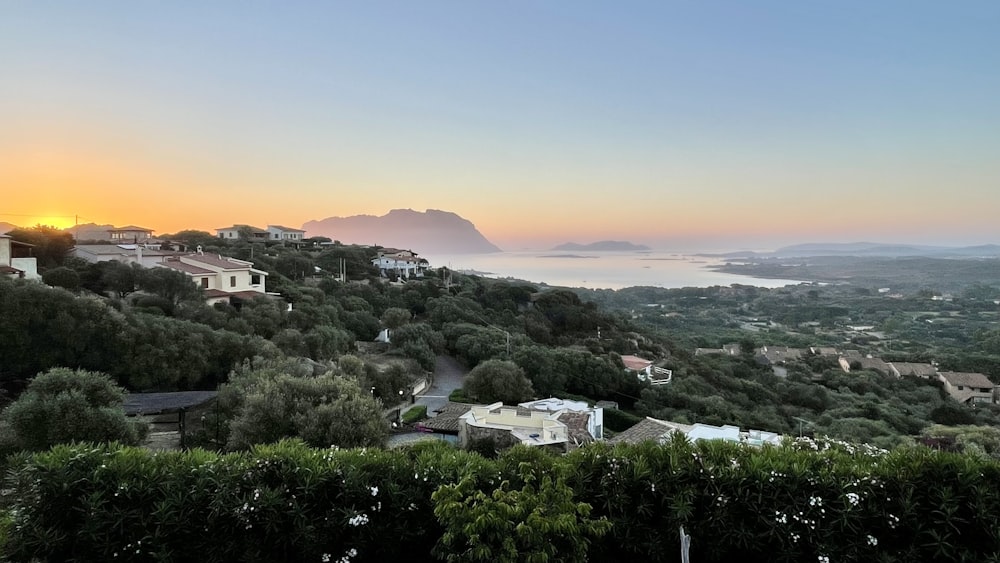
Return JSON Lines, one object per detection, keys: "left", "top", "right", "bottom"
{"left": 609, "top": 417, "right": 781, "bottom": 447}
{"left": 215, "top": 225, "right": 269, "bottom": 241}
{"left": 372, "top": 249, "right": 428, "bottom": 279}
{"left": 108, "top": 225, "right": 154, "bottom": 243}
{"left": 159, "top": 251, "right": 269, "bottom": 305}
{"left": 267, "top": 225, "right": 306, "bottom": 242}
{"left": 621, "top": 354, "right": 672, "bottom": 385}
{"left": 519, "top": 397, "right": 604, "bottom": 440}
{"left": 0, "top": 235, "right": 40, "bottom": 280}
{"left": 458, "top": 402, "right": 570, "bottom": 450}
{"left": 72, "top": 244, "right": 181, "bottom": 268}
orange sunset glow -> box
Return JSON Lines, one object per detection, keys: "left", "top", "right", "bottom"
{"left": 2, "top": 2, "right": 998, "bottom": 251}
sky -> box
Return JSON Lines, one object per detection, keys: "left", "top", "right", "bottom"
{"left": 2, "top": 1, "right": 999, "bottom": 251}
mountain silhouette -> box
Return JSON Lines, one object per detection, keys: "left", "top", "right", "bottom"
{"left": 302, "top": 209, "right": 501, "bottom": 254}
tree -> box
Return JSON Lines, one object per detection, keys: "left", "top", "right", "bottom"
{"left": 6, "top": 225, "right": 74, "bottom": 269}
{"left": 100, "top": 261, "right": 142, "bottom": 298}
{"left": 41, "top": 267, "right": 81, "bottom": 292}
{"left": 381, "top": 307, "right": 412, "bottom": 330}
{"left": 432, "top": 450, "right": 611, "bottom": 562}
{"left": 160, "top": 230, "right": 220, "bottom": 250}
{"left": 139, "top": 267, "right": 200, "bottom": 304}
{"left": 220, "top": 359, "right": 389, "bottom": 450}
{"left": 0, "top": 368, "right": 145, "bottom": 452}
{"left": 463, "top": 360, "right": 534, "bottom": 404}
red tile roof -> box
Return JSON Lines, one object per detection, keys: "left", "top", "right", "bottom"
{"left": 621, "top": 355, "right": 653, "bottom": 371}
{"left": 183, "top": 254, "right": 251, "bottom": 270}
{"left": 161, "top": 261, "right": 214, "bottom": 275}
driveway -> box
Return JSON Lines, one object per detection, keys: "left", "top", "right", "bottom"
{"left": 414, "top": 355, "right": 468, "bottom": 416}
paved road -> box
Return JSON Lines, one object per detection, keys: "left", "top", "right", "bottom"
{"left": 386, "top": 356, "right": 468, "bottom": 448}
{"left": 414, "top": 355, "right": 468, "bottom": 416}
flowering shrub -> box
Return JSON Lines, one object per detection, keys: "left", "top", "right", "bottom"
{"left": 5, "top": 437, "right": 1000, "bottom": 562}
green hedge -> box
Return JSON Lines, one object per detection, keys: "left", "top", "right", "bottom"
{"left": 6, "top": 438, "right": 1000, "bottom": 562}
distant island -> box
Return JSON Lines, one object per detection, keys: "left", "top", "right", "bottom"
{"left": 701, "top": 242, "right": 1000, "bottom": 259}
{"left": 551, "top": 240, "right": 650, "bottom": 252}
{"left": 303, "top": 209, "right": 501, "bottom": 255}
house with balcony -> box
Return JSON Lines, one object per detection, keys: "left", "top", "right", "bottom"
{"left": 215, "top": 225, "right": 270, "bottom": 241}
{"left": 109, "top": 225, "right": 154, "bottom": 243}
{"left": 372, "top": 249, "right": 428, "bottom": 279}
{"left": 0, "top": 235, "right": 40, "bottom": 280}
{"left": 159, "top": 251, "right": 269, "bottom": 305}
{"left": 458, "top": 402, "right": 573, "bottom": 453}
{"left": 938, "top": 371, "right": 998, "bottom": 405}
{"left": 621, "top": 354, "right": 672, "bottom": 385}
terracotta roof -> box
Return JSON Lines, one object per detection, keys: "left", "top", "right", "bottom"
{"left": 608, "top": 417, "right": 688, "bottom": 445}
{"left": 161, "top": 261, "right": 215, "bottom": 275}
{"left": 0, "top": 265, "right": 23, "bottom": 274}
{"left": 419, "top": 402, "right": 477, "bottom": 433}
{"left": 940, "top": 371, "right": 996, "bottom": 389}
{"left": 111, "top": 225, "right": 153, "bottom": 232}
{"left": 557, "top": 411, "right": 594, "bottom": 447}
{"left": 75, "top": 244, "right": 178, "bottom": 256}
{"left": 950, "top": 388, "right": 993, "bottom": 404}
{"left": 621, "top": 355, "right": 653, "bottom": 371}
{"left": 890, "top": 362, "right": 938, "bottom": 377}
{"left": 856, "top": 357, "right": 892, "bottom": 374}
{"left": 268, "top": 225, "right": 305, "bottom": 232}
{"left": 183, "top": 254, "right": 252, "bottom": 270}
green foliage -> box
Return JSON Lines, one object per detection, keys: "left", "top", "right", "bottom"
{"left": 402, "top": 405, "right": 428, "bottom": 424}
{"left": 5, "top": 225, "right": 74, "bottom": 269}
{"left": 432, "top": 448, "right": 611, "bottom": 562}
{"left": 222, "top": 361, "right": 389, "bottom": 450}
{"left": 381, "top": 306, "right": 412, "bottom": 330}
{"left": 41, "top": 266, "right": 81, "bottom": 291}
{"left": 463, "top": 360, "right": 534, "bottom": 404}
{"left": 6, "top": 439, "right": 1000, "bottom": 563}
{"left": 0, "top": 368, "right": 145, "bottom": 452}
{"left": 602, "top": 408, "right": 642, "bottom": 432}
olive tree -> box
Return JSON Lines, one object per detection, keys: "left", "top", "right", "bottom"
{"left": 0, "top": 368, "right": 145, "bottom": 452}
{"left": 462, "top": 360, "right": 534, "bottom": 404}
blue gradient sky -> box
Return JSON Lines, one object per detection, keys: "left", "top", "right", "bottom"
{"left": 2, "top": 1, "right": 998, "bottom": 250}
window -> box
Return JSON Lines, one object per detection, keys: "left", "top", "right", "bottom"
{"left": 957, "top": 385, "right": 964, "bottom": 391}
{"left": 251, "top": 274, "right": 261, "bottom": 285}
{"left": 201, "top": 278, "right": 209, "bottom": 289}
{"left": 230, "top": 276, "right": 237, "bottom": 287}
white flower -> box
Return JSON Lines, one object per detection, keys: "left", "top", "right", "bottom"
{"left": 348, "top": 513, "right": 370, "bottom": 527}
{"left": 321, "top": 554, "right": 331, "bottom": 562}
{"left": 370, "top": 486, "right": 379, "bottom": 497}
{"left": 818, "top": 556, "right": 829, "bottom": 563}
{"left": 867, "top": 534, "right": 878, "bottom": 546}
{"left": 845, "top": 492, "right": 860, "bottom": 506}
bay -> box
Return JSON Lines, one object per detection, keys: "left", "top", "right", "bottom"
{"left": 426, "top": 251, "right": 802, "bottom": 290}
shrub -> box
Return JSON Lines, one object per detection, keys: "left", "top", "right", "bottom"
{"left": 5, "top": 438, "right": 1000, "bottom": 563}
{"left": 402, "top": 405, "right": 428, "bottom": 425}
{"left": 0, "top": 368, "right": 145, "bottom": 452}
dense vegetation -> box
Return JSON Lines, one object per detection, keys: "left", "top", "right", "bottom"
{"left": 5, "top": 224, "right": 1000, "bottom": 451}
{"left": 5, "top": 438, "right": 999, "bottom": 562}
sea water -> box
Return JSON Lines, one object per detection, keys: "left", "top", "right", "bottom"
{"left": 426, "top": 250, "right": 802, "bottom": 290}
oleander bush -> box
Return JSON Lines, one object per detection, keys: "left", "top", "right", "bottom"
{"left": 5, "top": 437, "right": 1000, "bottom": 562}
